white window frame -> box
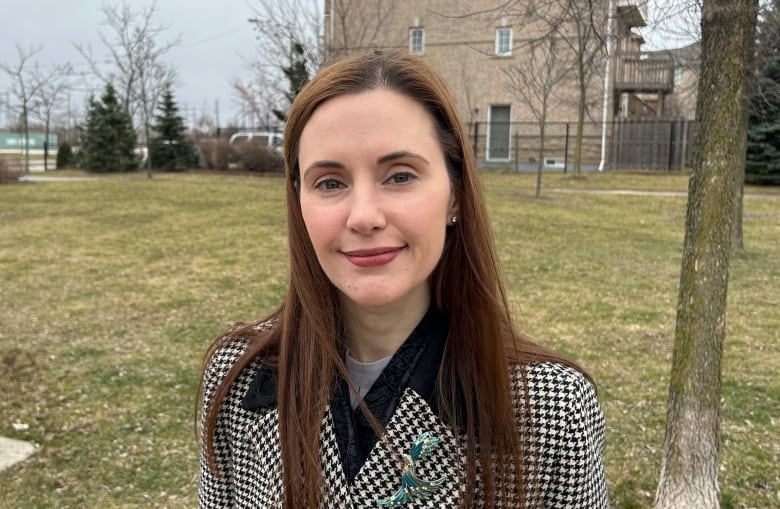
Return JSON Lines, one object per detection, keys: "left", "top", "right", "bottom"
{"left": 409, "top": 28, "right": 425, "bottom": 54}
{"left": 495, "top": 27, "right": 512, "bottom": 57}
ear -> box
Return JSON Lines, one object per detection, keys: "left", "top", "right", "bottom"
{"left": 447, "top": 192, "right": 459, "bottom": 224}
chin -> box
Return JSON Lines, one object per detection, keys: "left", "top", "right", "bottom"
{"left": 348, "top": 295, "right": 398, "bottom": 309}
{"left": 341, "top": 290, "right": 402, "bottom": 310}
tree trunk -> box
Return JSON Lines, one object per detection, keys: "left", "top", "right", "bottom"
{"left": 654, "top": 1, "right": 758, "bottom": 508}
{"left": 573, "top": 78, "right": 586, "bottom": 177}
{"left": 44, "top": 120, "right": 50, "bottom": 172}
{"left": 145, "top": 122, "right": 153, "bottom": 179}
{"left": 22, "top": 104, "right": 30, "bottom": 174}
{"left": 536, "top": 100, "right": 548, "bottom": 199}
{"left": 732, "top": 175, "right": 745, "bottom": 253}
{"left": 731, "top": 0, "right": 759, "bottom": 254}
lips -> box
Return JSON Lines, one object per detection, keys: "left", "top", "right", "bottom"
{"left": 342, "top": 247, "right": 404, "bottom": 267}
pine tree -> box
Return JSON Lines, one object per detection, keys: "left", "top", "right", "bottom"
{"left": 746, "top": 0, "right": 780, "bottom": 184}
{"left": 149, "top": 84, "right": 195, "bottom": 171}
{"left": 273, "top": 42, "right": 309, "bottom": 122}
{"left": 80, "top": 83, "right": 138, "bottom": 172}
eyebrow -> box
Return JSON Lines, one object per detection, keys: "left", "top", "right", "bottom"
{"left": 302, "top": 150, "right": 430, "bottom": 177}
{"left": 302, "top": 160, "right": 345, "bottom": 177}
{"left": 376, "top": 150, "right": 430, "bottom": 166}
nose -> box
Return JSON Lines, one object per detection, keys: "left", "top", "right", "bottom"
{"left": 346, "top": 182, "right": 386, "bottom": 235}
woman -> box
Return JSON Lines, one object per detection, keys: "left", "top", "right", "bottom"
{"left": 198, "top": 52, "right": 608, "bottom": 508}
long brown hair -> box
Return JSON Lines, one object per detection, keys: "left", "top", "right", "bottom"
{"left": 200, "top": 51, "right": 589, "bottom": 507}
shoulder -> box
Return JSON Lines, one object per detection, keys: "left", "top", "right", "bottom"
{"left": 510, "top": 363, "right": 609, "bottom": 506}
{"left": 509, "top": 361, "right": 604, "bottom": 435}
{"left": 516, "top": 361, "right": 598, "bottom": 403}
{"left": 202, "top": 319, "right": 277, "bottom": 394}
{"left": 511, "top": 362, "right": 609, "bottom": 508}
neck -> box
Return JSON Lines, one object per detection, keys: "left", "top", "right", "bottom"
{"left": 341, "top": 290, "right": 431, "bottom": 363}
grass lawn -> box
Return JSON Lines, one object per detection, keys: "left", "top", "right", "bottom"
{"left": 1, "top": 170, "right": 777, "bottom": 508}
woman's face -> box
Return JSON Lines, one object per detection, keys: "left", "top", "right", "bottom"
{"left": 297, "top": 89, "right": 457, "bottom": 313}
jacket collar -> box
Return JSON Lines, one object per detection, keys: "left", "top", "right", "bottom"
{"left": 241, "top": 363, "right": 277, "bottom": 411}
{"left": 240, "top": 307, "right": 449, "bottom": 413}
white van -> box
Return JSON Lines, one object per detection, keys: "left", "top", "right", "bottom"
{"left": 228, "top": 131, "right": 283, "bottom": 151}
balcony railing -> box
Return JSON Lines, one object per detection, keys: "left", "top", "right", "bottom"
{"left": 614, "top": 52, "right": 674, "bottom": 94}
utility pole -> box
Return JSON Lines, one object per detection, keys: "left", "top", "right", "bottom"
{"left": 214, "top": 99, "right": 220, "bottom": 133}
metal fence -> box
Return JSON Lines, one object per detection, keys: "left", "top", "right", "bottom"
{"left": 214, "top": 119, "right": 697, "bottom": 172}
{"left": 467, "top": 119, "right": 696, "bottom": 172}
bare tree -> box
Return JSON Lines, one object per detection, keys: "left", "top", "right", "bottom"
{"left": 324, "top": 0, "right": 395, "bottom": 61}
{"left": 730, "top": 0, "right": 779, "bottom": 251}
{"left": 1, "top": 45, "right": 43, "bottom": 173}
{"left": 504, "top": 36, "right": 573, "bottom": 197}
{"left": 231, "top": 80, "right": 269, "bottom": 127}
{"left": 646, "top": 0, "right": 703, "bottom": 48}
{"left": 248, "top": 0, "right": 324, "bottom": 74}
{"left": 458, "top": 0, "right": 607, "bottom": 176}
{"left": 752, "top": 0, "right": 780, "bottom": 117}
{"left": 235, "top": 0, "right": 393, "bottom": 122}
{"left": 133, "top": 34, "right": 177, "bottom": 179}
{"left": 31, "top": 65, "right": 74, "bottom": 171}
{"left": 654, "top": 0, "right": 759, "bottom": 507}
{"left": 231, "top": 70, "right": 284, "bottom": 128}
{"left": 552, "top": 0, "right": 609, "bottom": 176}
{"left": 76, "top": 1, "right": 179, "bottom": 178}
{"left": 1, "top": 44, "right": 71, "bottom": 173}
{"left": 648, "top": 0, "right": 763, "bottom": 253}
{"left": 239, "top": 0, "right": 323, "bottom": 126}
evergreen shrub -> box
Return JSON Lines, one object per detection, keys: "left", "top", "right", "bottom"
{"left": 56, "top": 142, "right": 75, "bottom": 169}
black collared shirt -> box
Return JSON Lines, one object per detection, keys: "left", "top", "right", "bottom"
{"left": 330, "top": 307, "right": 449, "bottom": 482}
{"left": 240, "top": 306, "right": 450, "bottom": 484}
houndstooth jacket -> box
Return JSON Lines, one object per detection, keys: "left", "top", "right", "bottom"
{"left": 199, "top": 336, "right": 609, "bottom": 508}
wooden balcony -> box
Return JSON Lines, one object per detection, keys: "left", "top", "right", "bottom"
{"left": 614, "top": 52, "right": 674, "bottom": 94}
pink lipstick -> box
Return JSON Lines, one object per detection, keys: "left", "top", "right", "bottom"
{"left": 343, "top": 247, "right": 403, "bottom": 267}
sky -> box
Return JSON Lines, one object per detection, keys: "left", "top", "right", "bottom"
{"left": 1, "top": 1, "right": 695, "bottom": 132}
{"left": 1, "top": 0, "right": 261, "bottom": 130}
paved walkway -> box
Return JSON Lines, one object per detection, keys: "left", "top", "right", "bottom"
{"left": 549, "top": 188, "right": 687, "bottom": 197}
{"left": 0, "top": 436, "right": 38, "bottom": 471}
{"left": 13, "top": 175, "right": 780, "bottom": 199}
{"left": 16, "top": 176, "right": 780, "bottom": 198}
{"left": 19, "top": 175, "right": 98, "bottom": 183}
{"left": 549, "top": 188, "right": 779, "bottom": 199}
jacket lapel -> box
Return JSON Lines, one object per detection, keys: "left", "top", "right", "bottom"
{"left": 349, "top": 388, "right": 463, "bottom": 508}
{"left": 318, "top": 408, "right": 355, "bottom": 509}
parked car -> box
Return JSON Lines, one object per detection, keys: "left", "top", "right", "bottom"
{"left": 228, "top": 131, "right": 283, "bottom": 151}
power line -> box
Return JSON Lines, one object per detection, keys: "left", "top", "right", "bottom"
{"left": 175, "top": 24, "right": 252, "bottom": 49}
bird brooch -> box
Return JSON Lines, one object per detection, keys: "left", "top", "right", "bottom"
{"left": 376, "top": 432, "right": 447, "bottom": 507}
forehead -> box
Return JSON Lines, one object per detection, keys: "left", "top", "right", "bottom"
{"left": 298, "top": 89, "right": 440, "bottom": 158}
{"left": 309, "top": 89, "right": 431, "bottom": 127}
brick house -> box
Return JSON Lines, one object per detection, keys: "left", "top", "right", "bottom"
{"left": 323, "top": 0, "right": 677, "bottom": 168}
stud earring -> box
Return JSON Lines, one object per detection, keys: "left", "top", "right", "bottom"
{"left": 450, "top": 216, "right": 457, "bottom": 224}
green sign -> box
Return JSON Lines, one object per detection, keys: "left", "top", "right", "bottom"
{"left": 0, "top": 133, "right": 58, "bottom": 150}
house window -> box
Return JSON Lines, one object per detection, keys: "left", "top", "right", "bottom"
{"left": 487, "top": 105, "right": 511, "bottom": 161}
{"left": 495, "top": 27, "right": 512, "bottom": 56}
{"left": 409, "top": 28, "right": 425, "bottom": 54}
{"left": 674, "top": 67, "right": 683, "bottom": 86}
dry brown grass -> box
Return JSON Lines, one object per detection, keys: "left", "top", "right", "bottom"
{"left": 0, "top": 171, "right": 777, "bottom": 507}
